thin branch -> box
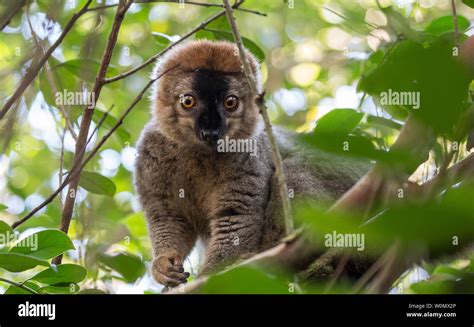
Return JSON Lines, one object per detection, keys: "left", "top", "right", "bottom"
{"left": 451, "top": 0, "right": 459, "bottom": 47}
{"left": 25, "top": 6, "right": 78, "bottom": 141}
{"left": 0, "top": 100, "right": 20, "bottom": 154}
{"left": 0, "top": 277, "right": 38, "bottom": 294}
{"left": 87, "top": 4, "right": 120, "bottom": 11}
{"left": 0, "top": 0, "right": 93, "bottom": 120}
{"left": 52, "top": 0, "right": 134, "bottom": 265}
{"left": 86, "top": 105, "right": 115, "bottom": 145}
{"left": 103, "top": 0, "right": 245, "bottom": 84}
{"left": 223, "top": 0, "right": 293, "bottom": 234}
{"left": 0, "top": 0, "right": 28, "bottom": 31}
{"left": 421, "top": 152, "right": 474, "bottom": 194}
{"left": 352, "top": 243, "right": 398, "bottom": 293}
{"left": 91, "top": 0, "right": 267, "bottom": 16}
{"left": 59, "top": 126, "right": 66, "bottom": 206}
{"left": 11, "top": 65, "right": 177, "bottom": 230}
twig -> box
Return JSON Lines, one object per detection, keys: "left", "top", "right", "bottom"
{"left": 451, "top": 0, "right": 459, "bottom": 47}
{"left": 59, "top": 126, "right": 66, "bottom": 206}
{"left": 25, "top": 6, "right": 78, "bottom": 141}
{"left": 0, "top": 0, "right": 93, "bottom": 120}
{"left": 421, "top": 152, "right": 474, "bottom": 195}
{"left": 0, "top": 0, "right": 28, "bottom": 31}
{"left": 103, "top": 0, "right": 245, "bottom": 84}
{"left": 352, "top": 243, "right": 398, "bottom": 293}
{"left": 86, "top": 105, "right": 115, "bottom": 145}
{"left": 87, "top": 4, "right": 120, "bottom": 11}
{"left": 324, "top": 252, "right": 350, "bottom": 293}
{"left": 222, "top": 0, "right": 293, "bottom": 234}
{"left": 0, "top": 101, "right": 19, "bottom": 154}
{"left": 53, "top": 0, "right": 134, "bottom": 265}
{"left": 90, "top": 0, "right": 267, "bottom": 16}
{"left": 11, "top": 65, "right": 177, "bottom": 230}
{"left": 0, "top": 277, "right": 39, "bottom": 294}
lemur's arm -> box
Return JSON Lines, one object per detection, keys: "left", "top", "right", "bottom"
{"left": 135, "top": 147, "right": 196, "bottom": 287}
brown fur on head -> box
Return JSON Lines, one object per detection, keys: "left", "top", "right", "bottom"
{"left": 151, "top": 40, "right": 263, "bottom": 147}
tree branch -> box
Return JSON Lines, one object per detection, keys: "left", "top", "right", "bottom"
{"left": 0, "top": 0, "right": 28, "bottom": 31}
{"left": 90, "top": 0, "right": 266, "bottom": 16}
{"left": 0, "top": 0, "right": 93, "bottom": 120}
{"left": 451, "top": 0, "right": 459, "bottom": 47}
{"left": 222, "top": 0, "right": 294, "bottom": 234}
{"left": 0, "top": 277, "right": 38, "bottom": 294}
{"left": 52, "top": 0, "right": 134, "bottom": 265}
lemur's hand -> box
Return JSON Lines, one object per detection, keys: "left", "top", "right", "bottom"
{"left": 152, "top": 250, "right": 190, "bottom": 287}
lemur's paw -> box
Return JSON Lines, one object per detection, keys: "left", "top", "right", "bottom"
{"left": 152, "top": 251, "right": 190, "bottom": 287}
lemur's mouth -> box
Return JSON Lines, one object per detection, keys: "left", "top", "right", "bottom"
{"left": 196, "top": 112, "right": 226, "bottom": 146}
{"left": 198, "top": 128, "right": 222, "bottom": 145}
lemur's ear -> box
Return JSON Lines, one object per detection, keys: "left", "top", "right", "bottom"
{"left": 244, "top": 49, "right": 263, "bottom": 94}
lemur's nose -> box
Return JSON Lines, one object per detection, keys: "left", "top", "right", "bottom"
{"left": 200, "top": 129, "right": 220, "bottom": 144}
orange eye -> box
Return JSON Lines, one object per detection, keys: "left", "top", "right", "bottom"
{"left": 224, "top": 95, "right": 238, "bottom": 111}
{"left": 180, "top": 94, "right": 196, "bottom": 109}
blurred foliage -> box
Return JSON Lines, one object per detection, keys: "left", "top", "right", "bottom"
{"left": 0, "top": 0, "right": 473, "bottom": 294}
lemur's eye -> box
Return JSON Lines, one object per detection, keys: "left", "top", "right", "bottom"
{"left": 224, "top": 95, "right": 238, "bottom": 111}
{"left": 180, "top": 94, "right": 196, "bottom": 109}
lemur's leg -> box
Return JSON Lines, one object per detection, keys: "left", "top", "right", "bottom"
{"left": 201, "top": 210, "right": 264, "bottom": 275}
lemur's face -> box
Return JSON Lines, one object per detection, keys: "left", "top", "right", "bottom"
{"left": 152, "top": 40, "right": 262, "bottom": 148}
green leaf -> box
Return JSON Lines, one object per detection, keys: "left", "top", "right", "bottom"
{"left": 410, "top": 280, "right": 452, "bottom": 294}
{"left": 359, "top": 37, "right": 471, "bottom": 135}
{"left": 79, "top": 288, "right": 107, "bottom": 294}
{"left": 462, "top": 0, "right": 474, "bottom": 8}
{"left": 31, "top": 264, "right": 87, "bottom": 285}
{"left": 426, "top": 15, "right": 470, "bottom": 35}
{"left": 9, "top": 229, "right": 75, "bottom": 260}
{"left": 5, "top": 281, "right": 41, "bottom": 294}
{"left": 313, "top": 109, "right": 364, "bottom": 138}
{"left": 207, "top": 29, "right": 265, "bottom": 61}
{"left": 202, "top": 266, "right": 290, "bottom": 294}
{"left": 0, "top": 221, "right": 13, "bottom": 252}
{"left": 53, "top": 59, "right": 118, "bottom": 83}
{"left": 0, "top": 253, "right": 50, "bottom": 272}
{"left": 366, "top": 115, "right": 402, "bottom": 130}
{"left": 121, "top": 212, "right": 147, "bottom": 238}
{"left": 39, "top": 64, "right": 78, "bottom": 109}
{"left": 299, "top": 109, "right": 392, "bottom": 161}
{"left": 0, "top": 220, "right": 12, "bottom": 236}
{"left": 79, "top": 171, "right": 116, "bottom": 197}
{"left": 98, "top": 252, "right": 146, "bottom": 283}
{"left": 40, "top": 283, "right": 80, "bottom": 294}
{"left": 91, "top": 111, "right": 130, "bottom": 144}
{"left": 152, "top": 32, "right": 173, "bottom": 46}
{"left": 382, "top": 6, "right": 416, "bottom": 39}
{"left": 0, "top": 204, "right": 7, "bottom": 210}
